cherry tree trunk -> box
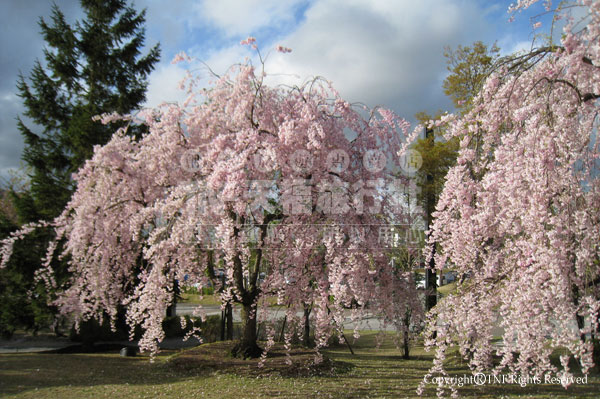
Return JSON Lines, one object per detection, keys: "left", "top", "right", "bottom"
{"left": 232, "top": 302, "right": 261, "bottom": 358}
{"left": 303, "top": 303, "right": 311, "bottom": 347}
{"left": 403, "top": 329, "right": 410, "bottom": 359}
{"left": 226, "top": 303, "right": 233, "bottom": 340}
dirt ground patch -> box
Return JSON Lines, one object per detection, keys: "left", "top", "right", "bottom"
{"left": 168, "top": 341, "right": 353, "bottom": 378}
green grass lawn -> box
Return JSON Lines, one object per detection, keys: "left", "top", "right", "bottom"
{"left": 437, "top": 281, "right": 457, "bottom": 296}
{"left": 1, "top": 332, "right": 598, "bottom": 398}
{"left": 179, "top": 292, "right": 221, "bottom": 306}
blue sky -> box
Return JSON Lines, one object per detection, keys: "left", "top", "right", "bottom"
{"left": 0, "top": 0, "right": 559, "bottom": 181}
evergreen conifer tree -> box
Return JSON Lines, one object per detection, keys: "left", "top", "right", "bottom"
{"left": 1, "top": 0, "right": 160, "bottom": 336}
{"left": 16, "top": 0, "right": 160, "bottom": 220}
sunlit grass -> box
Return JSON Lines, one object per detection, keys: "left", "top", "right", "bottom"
{"left": 437, "top": 281, "right": 457, "bottom": 296}
{"left": 1, "top": 331, "right": 598, "bottom": 398}
{"left": 179, "top": 292, "right": 221, "bottom": 306}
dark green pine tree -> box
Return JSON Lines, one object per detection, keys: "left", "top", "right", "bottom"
{"left": 15, "top": 0, "right": 160, "bottom": 221}
{"left": 1, "top": 0, "right": 160, "bottom": 337}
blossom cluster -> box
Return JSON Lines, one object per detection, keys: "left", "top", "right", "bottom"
{"left": 183, "top": 177, "right": 423, "bottom": 218}
{"left": 182, "top": 147, "right": 422, "bottom": 176}
{"left": 0, "top": 42, "right": 425, "bottom": 359}
{"left": 191, "top": 222, "right": 426, "bottom": 250}
{"left": 419, "top": 1, "right": 600, "bottom": 397}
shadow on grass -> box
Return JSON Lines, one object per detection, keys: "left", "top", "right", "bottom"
{"left": 0, "top": 349, "right": 176, "bottom": 397}
{"left": 0, "top": 341, "right": 353, "bottom": 398}
{"left": 44, "top": 343, "right": 137, "bottom": 354}
{"left": 2, "top": 335, "right": 600, "bottom": 399}
{"left": 169, "top": 341, "right": 355, "bottom": 378}
{"left": 322, "top": 335, "right": 600, "bottom": 399}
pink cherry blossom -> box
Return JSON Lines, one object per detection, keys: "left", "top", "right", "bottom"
{"left": 275, "top": 45, "right": 292, "bottom": 53}
{"left": 240, "top": 36, "right": 257, "bottom": 46}
{"left": 419, "top": 1, "right": 600, "bottom": 397}
{"left": 1, "top": 43, "right": 423, "bottom": 361}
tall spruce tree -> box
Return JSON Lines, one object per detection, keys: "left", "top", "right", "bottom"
{"left": 16, "top": 0, "right": 160, "bottom": 221}
{"left": 2, "top": 0, "right": 160, "bottom": 336}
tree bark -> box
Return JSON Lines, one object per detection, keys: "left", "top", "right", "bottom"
{"left": 403, "top": 329, "right": 410, "bottom": 359}
{"left": 425, "top": 126, "right": 438, "bottom": 313}
{"left": 220, "top": 309, "right": 226, "bottom": 341}
{"left": 226, "top": 302, "right": 233, "bottom": 340}
{"left": 228, "top": 208, "right": 280, "bottom": 358}
{"left": 403, "top": 310, "right": 411, "bottom": 359}
{"left": 303, "top": 303, "right": 312, "bottom": 347}
{"left": 232, "top": 302, "right": 262, "bottom": 358}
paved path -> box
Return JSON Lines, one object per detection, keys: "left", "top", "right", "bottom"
{"left": 0, "top": 335, "right": 203, "bottom": 354}
{"left": 0, "top": 304, "right": 396, "bottom": 353}
{"left": 176, "top": 303, "right": 397, "bottom": 331}
{"left": 0, "top": 335, "right": 72, "bottom": 354}
{"left": 8, "top": 303, "right": 583, "bottom": 354}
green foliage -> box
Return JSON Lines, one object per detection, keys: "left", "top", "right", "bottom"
{"left": 442, "top": 41, "right": 500, "bottom": 115}
{"left": 412, "top": 116, "right": 460, "bottom": 220}
{"left": 0, "top": 208, "right": 55, "bottom": 338}
{"left": 69, "top": 316, "right": 130, "bottom": 344}
{"left": 16, "top": 0, "right": 160, "bottom": 221}
{"left": 182, "top": 285, "right": 215, "bottom": 296}
{"left": 68, "top": 315, "right": 222, "bottom": 343}
{"left": 0, "top": 216, "right": 29, "bottom": 338}
{"left": 413, "top": 42, "right": 500, "bottom": 220}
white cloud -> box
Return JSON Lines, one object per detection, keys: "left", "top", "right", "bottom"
{"left": 195, "top": 0, "right": 495, "bottom": 122}
{"left": 505, "top": 40, "right": 533, "bottom": 55}
{"left": 138, "top": 0, "right": 202, "bottom": 51}
{"left": 145, "top": 63, "right": 189, "bottom": 108}
{"left": 197, "top": 45, "right": 251, "bottom": 77}
{"left": 196, "top": 0, "right": 305, "bottom": 37}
